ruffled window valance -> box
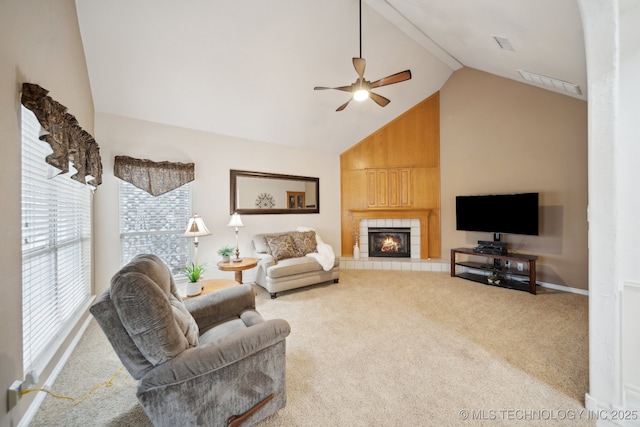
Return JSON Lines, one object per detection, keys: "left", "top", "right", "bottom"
{"left": 20, "top": 83, "right": 102, "bottom": 188}
{"left": 114, "top": 155, "right": 195, "bottom": 196}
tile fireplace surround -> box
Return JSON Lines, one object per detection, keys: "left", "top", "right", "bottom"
{"left": 340, "top": 218, "right": 449, "bottom": 272}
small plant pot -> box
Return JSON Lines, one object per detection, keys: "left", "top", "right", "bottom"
{"left": 221, "top": 255, "right": 231, "bottom": 263}
{"left": 186, "top": 281, "right": 202, "bottom": 297}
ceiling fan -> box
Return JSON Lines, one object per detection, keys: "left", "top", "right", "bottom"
{"left": 314, "top": 0, "right": 412, "bottom": 112}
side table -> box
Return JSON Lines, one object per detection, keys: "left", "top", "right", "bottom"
{"left": 182, "top": 279, "right": 238, "bottom": 300}
{"left": 217, "top": 257, "right": 258, "bottom": 283}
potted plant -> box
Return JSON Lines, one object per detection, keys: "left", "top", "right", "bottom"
{"left": 182, "top": 262, "right": 206, "bottom": 296}
{"left": 217, "top": 245, "right": 234, "bottom": 262}
{"left": 487, "top": 270, "right": 501, "bottom": 285}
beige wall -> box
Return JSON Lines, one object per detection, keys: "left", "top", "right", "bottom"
{"left": 0, "top": 1, "right": 95, "bottom": 426}
{"left": 440, "top": 67, "right": 588, "bottom": 290}
{"left": 94, "top": 113, "right": 341, "bottom": 296}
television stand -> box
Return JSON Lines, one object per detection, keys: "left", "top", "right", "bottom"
{"left": 450, "top": 248, "right": 538, "bottom": 294}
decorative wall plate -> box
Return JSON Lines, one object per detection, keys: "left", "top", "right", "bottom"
{"left": 255, "top": 193, "right": 276, "bottom": 208}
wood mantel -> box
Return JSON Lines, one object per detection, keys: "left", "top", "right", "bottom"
{"left": 350, "top": 209, "right": 432, "bottom": 259}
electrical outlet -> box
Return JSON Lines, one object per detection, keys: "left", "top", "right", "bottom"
{"left": 517, "top": 262, "right": 524, "bottom": 272}
{"left": 8, "top": 380, "right": 22, "bottom": 410}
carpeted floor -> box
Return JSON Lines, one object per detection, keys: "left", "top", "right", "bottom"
{"left": 29, "top": 270, "right": 593, "bottom": 426}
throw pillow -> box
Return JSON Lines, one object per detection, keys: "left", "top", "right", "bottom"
{"left": 291, "top": 230, "right": 317, "bottom": 256}
{"left": 264, "top": 233, "right": 297, "bottom": 261}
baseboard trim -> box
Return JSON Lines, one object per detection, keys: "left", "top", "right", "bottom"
{"left": 585, "top": 393, "right": 618, "bottom": 427}
{"left": 624, "top": 384, "right": 640, "bottom": 425}
{"left": 538, "top": 281, "right": 589, "bottom": 296}
{"left": 585, "top": 391, "right": 640, "bottom": 427}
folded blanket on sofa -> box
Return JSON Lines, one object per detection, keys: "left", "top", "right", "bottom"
{"left": 296, "top": 227, "right": 336, "bottom": 271}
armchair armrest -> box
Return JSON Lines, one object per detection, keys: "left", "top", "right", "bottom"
{"left": 183, "top": 283, "right": 255, "bottom": 330}
{"left": 138, "top": 318, "right": 291, "bottom": 391}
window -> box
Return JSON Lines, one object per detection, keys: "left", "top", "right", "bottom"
{"left": 119, "top": 180, "right": 191, "bottom": 273}
{"left": 21, "top": 106, "right": 93, "bottom": 375}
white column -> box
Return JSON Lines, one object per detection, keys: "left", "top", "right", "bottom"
{"left": 579, "top": 0, "right": 640, "bottom": 417}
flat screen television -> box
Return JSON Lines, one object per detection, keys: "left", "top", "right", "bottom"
{"left": 456, "top": 192, "right": 539, "bottom": 237}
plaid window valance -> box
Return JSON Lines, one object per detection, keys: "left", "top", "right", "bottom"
{"left": 20, "top": 83, "right": 102, "bottom": 188}
{"left": 114, "top": 155, "right": 195, "bottom": 196}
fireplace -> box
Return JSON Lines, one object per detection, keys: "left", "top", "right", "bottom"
{"left": 368, "top": 227, "right": 411, "bottom": 258}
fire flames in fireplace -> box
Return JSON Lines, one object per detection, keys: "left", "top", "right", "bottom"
{"left": 381, "top": 236, "right": 401, "bottom": 253}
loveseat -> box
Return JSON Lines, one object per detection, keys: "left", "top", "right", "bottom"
{"left": 252, "top": 229, "right": 340, "bottom": 298}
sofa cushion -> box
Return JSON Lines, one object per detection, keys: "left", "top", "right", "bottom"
{"left": 266, "top": 256, "right": 324, "bottom": 279}
{"left": 264, "top": 233, "right": 298, "bottom": 261}
{"left": 290, "top": 230, "right": 317, "bottom": 256}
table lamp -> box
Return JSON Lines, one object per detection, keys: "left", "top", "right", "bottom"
{"left": 183, "top": 214, "right": 211, "bottom": 268}
{"left": 227, "top": 213, "right": 244, "bottom": 262}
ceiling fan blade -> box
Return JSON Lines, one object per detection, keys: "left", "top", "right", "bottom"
{"left": 314, "top": 85, "right": 353, "bottom": 92}
{"left": 336, "top": 99, "right": 352, "bottom": 112}
{"left": 370, "top": 70, "right": 412, "bottom": 89}
{"left": 353, "top": 58, "right": 366, "bottom": 79}
{"left": 369, "top": 91, "right": 391, "bottom": 107}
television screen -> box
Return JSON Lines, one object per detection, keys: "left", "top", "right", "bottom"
{"left": 456, "top": 193, "right": 539, "bottom": 236}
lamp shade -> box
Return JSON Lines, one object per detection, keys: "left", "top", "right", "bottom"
{"left": 183, "top": 214, "right": 212, "bottom": 237}
{"left": 227, "top": 213, "right": 244, "bottom": 228}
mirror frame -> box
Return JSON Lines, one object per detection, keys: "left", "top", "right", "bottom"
{"left": 230, "top": 169, "right": 320, "bottom": 215}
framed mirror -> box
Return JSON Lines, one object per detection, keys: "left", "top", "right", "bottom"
{"left": 230, "top": 169, "right": 320, "bottom": 214}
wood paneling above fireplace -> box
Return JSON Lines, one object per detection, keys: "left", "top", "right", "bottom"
{"left": 340, "top": 92, "right": 441, "bottom": 259}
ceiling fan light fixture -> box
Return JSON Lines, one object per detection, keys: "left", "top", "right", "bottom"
{"left": 353, "top": 88, "right": 370, "bottom": 101}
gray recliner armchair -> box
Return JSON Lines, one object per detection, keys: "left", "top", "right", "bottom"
{"left": 90, "top": 254, "right": 291, "bottom": 427}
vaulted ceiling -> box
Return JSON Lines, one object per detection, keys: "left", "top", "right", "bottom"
{"left": 75, "top": 0, "right": 586, "bottom": 154}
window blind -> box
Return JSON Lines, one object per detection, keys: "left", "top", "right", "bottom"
{"left": 119, "top": 180, "right": 191, "bottom": 273}
{"left": 21, "top": 106, "right": 92, "bottom": 375}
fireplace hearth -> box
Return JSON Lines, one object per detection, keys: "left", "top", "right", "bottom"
{"left": 368, "top": 227, "right": 411, "bottom": 258}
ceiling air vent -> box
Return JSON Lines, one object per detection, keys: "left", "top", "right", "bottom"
{"left": 493, "top": 36, "right": 514, "bottom": 51}
{"left": 518, "top": 70, "right": 582, "bottom": 95}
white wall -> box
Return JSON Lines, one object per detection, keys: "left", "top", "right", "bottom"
{"left": 579, "top": 0, "right": 640, "bottom": 421}
{"left": 93, "top": 113, "right": 341, "bottom": 294}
